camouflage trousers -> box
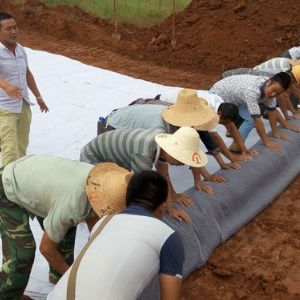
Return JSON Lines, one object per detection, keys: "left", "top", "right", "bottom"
{"left": 0, "top": 183, "right": 76, "bottom": 299}
{"left": 36, "top": 217, "right": 76, "bottom": 284}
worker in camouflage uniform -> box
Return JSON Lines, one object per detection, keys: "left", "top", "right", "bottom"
{"left": 0, "top": 155, "right": 131, "bottom": 300}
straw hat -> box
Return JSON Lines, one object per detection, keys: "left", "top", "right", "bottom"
{"left": 86, "top": 163, "right": 133, "bottom": 217}
{"left": 161, "top": 88, "right": 219, "bottom": 129}
{"left": 288, "top": 59, "right": 300, "bottom": 66}
{"left": 291, "top": 64, "right": 300, "bottom": 84}
{"left": 193, "top": 113, "right": 220, "bottom": 131}
{"left": 155, "top": 126, "right": 208, "bottom": 168}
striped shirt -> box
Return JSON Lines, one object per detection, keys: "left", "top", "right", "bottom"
{"left": 0, "top": 43, "right": 32, "bottom": 113}
{"left": 222, "top": 67, "right": 272, "bottom": 79}
{"left": 80, "top": 128, "right": 163, "bottom": 173}
{"left": 288, "top": 47, "right": 300, "bottom": 60}
{"left": 254, "top": 57, "right": 291, "bottom": 74}
{"left": 210, "top": 75, "right": 277, "bottom": 116}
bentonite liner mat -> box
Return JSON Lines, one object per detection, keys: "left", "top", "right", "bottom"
{"left": 139, "top": 121, "right": 300, "bottom": 299}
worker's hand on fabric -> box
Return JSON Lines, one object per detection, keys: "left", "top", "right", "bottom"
{"left": 37, "top": 98, "right": 49, "bottom": 113}
{"left": 244, "top": 148, "right": 258, "bottom": 155}
{"left": 168, "top": 207, "right": 192, "bottom": 223}
{"left": 194, "top": 180, "right": 214, "bottom": 197}
{"left": 272, "top": 132, "right": 289, "bottom": 141}
{"left": 174, "top": 193, "right": 193, "bottom": 207}
{"left": 264, "top": 139, "right": 283, "bottom": 153}
{"left": 286, "top": 114, "right": 300, "bottom": 120}
{"left": 284, "top": 123, "right": 300, "bottom": 133}
{"left": 206, "top": 174, "right": 226, "bottom": 183}
{"left": 4, "top": 82, "right": 22, "bottom": 100}
{"left": 221, "top": 162, "right": 241, "bottom": 170}
{"left": 233, "top": 153, "right": 253, "bottom": 161}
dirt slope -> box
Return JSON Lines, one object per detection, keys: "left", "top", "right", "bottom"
{"left": 2, "top": 0, "right": 300, "bottom": 88}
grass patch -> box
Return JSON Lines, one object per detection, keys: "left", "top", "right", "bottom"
{"left": 12, "top": 0, "right": 25, "bottom": 4}
{"left": 42, "top": 0, "right": 192, "bottom": 25}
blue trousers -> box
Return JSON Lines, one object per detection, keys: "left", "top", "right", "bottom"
{"left": 238, "top": 105, "right": 254, "bottom": 141}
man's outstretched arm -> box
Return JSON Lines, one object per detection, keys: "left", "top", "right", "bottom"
{"left": 160, "top": 274, "right": 182, "bottom": 300}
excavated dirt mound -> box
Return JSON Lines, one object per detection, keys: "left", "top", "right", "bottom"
{"left": 2, "top": 0, "right": 300, "bottom": 88}
{"left": 1, "top": 0, "right": 300, "bottom": 299}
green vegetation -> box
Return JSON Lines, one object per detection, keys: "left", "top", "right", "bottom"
{"left": 12, "top": 0, "right": 24, "bottom": 4}
{"left": 42, "top": 0, "right": 192, "bottom": 25}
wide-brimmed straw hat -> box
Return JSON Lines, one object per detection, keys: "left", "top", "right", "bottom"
{"left": 161, "top": 89, "right": 219, "bottom": 129}
{"left": 288, "top": 59, "right": 300, "bottom": 66}
{"left": 86, "top": 163, "right": 133, "bottom": 217}
{"left": 155, "top": 126, "right": 208, "bottom": 168}
{"left": 291, "top": 64, "right": 300, "bottom": 84}
{"left": 193, "top": 111, "right": 220, "bottom": 131}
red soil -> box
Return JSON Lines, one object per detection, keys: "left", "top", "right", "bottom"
{"left": 1, "top": 0, "right": 300, "bottom": 298}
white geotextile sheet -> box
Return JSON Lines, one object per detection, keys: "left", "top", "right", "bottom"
{"left": 0, "top": 48, "right": 287, "bottom": 299}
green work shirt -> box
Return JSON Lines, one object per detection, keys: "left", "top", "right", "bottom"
{"left": 2, "top": 155, "right": 94, "bottom": 243}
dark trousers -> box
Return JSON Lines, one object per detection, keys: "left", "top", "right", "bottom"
{"left": 36, "top": 217, "right": 76, "bottom": 284}
{"left": 198, "top": 131, "right": 220, "bottom": 156}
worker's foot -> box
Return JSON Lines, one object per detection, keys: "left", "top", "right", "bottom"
{"left": 229, "top": 143, "right": 242, "bottom": 154}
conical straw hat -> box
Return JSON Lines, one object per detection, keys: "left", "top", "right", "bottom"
{"left": 161, "top": 88, "right": 219, "bottom": 129}
{"left": 86, "top": 163, "right": 133, "bottom": 217}
{"left": 155, "top": 126, "right": 208, "bottom": 168}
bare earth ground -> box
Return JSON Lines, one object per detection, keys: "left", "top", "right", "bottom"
{"left": 1, "top": 0, "right": 300, "bottom": 299}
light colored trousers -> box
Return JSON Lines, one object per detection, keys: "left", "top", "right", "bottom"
{"left": 0, "top": 102, "right": 31, "bottom": 167}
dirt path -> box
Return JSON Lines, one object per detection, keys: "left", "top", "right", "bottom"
{"left": 1, "top": 1, "right": 300, "bottom": 299}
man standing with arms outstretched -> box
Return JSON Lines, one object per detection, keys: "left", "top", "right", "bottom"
{"left": 0, "top": 12, "right": 49, "bottom": 170}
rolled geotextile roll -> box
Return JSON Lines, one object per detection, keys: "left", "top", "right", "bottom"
{"left": 139, "top": 120, "right": 300, "bottom": 299}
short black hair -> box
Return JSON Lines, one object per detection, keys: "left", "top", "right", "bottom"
{"left": 217, "top": 103, "right": 239, "bottom": 122}
{"left": 270, "top": 72, "right": 291, "bottom": 90}
{"left": 0, "top": 12, "right": 14, "bottom": 24}
{"left": 126, "top": 170, "right": 168, "bottom": 211}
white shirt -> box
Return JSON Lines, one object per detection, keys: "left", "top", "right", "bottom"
{"left": 47, "top": 208, "right": 184, "bottom": 300}
{"left": 210, "top": 75, "right": 276, "bottom": 116}
{"left": 0, "top": 43, "right": 33, "bottom": 113}
{"left": 289, "top": 47, "right": 300, "bottom": 60}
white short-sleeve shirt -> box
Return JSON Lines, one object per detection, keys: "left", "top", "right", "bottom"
{"left": 47, "top": 206, "right": 184, "bottom": 300}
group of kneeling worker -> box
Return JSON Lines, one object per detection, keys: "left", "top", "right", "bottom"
{"left": 1, "top": 11, "right": 300, "bottom": 300}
